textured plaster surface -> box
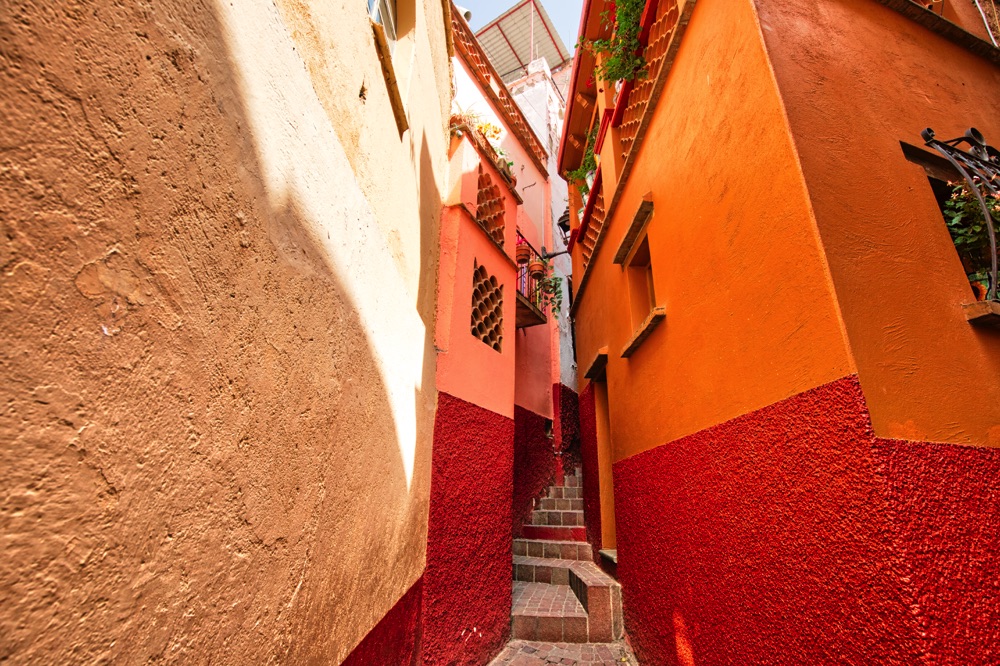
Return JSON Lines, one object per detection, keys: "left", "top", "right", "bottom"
{"left": 571, "top": 0, "right": 854, "bottom": 461}
{"left": 423, "top": 392, "right": 514, "bottom": 666}
{"left": 614, "top": 375, "right": 1000, "bottom": 665}
{"left": 755, "top": 0, "right": 1000, "bottom": 446}
{"left": 552, "top": 383, "right": 582, "bottom": 469}
{"left": 0, "top": 0, "right": 448, "bottom": 662}
{"left": 435, "top": 203, "right": 517, "bottom": 418}
{"left": 509, "top": 61, "right": 576, "bottom": 392}
{"left": 513, "top": 405, "right": 558, "bottom": 538}
{"left": 577, "top": 383, "right": 603, "bottom": 562}
{"left": 342, "top": 576, "right": 423, "bottom": 666}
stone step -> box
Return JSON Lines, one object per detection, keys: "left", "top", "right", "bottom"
{"left": 548, "top": 474, "right": 581, "bottom": 489}
{"left": 511, "top": 582, "right": 588, "bottom": 643}
{"left": 488, "top": 640, "right": 638, "bottom": 665}
{"left": 514, "top": 538, "right": 591, "bottom": 561}
{"left": 568, "top": 561, "right": 624, "bottom": 642}
{"left": 522, "top": 524, "right": 587, "bottom": 542}
{"left": 512, "top": 559, "right": 624, "bottom": 643}
{"left": 547, "top": 486, "right": 582, "bottom": 500}
{"left": 514, "top": 555, "right": 575, "bottom": 586}
{"left": 530, "top": 509, "right": 584, "bottom": 527}
{"left": 538, "top": 497, "right": 584, "bottom": 511}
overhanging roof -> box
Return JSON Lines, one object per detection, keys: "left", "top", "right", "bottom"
{"left": 476, "top": 0, "right": 572, "bottom": 84}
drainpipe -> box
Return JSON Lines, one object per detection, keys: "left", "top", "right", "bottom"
{"left": 973, "top": 0, "right": 998, "bottom": 46}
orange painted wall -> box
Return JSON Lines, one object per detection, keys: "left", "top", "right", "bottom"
{"left": 572, "top": 0, "right": 854, "bottom": 462}
{"left": 756, "top": 0, "right": 1000, "bottom": 447}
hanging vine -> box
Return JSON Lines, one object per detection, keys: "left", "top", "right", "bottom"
{"left": 578, "top": 0, "right": 648, "bottom": 83}
{"left": 566, "top": 127, "right": 599, "bottom": 199}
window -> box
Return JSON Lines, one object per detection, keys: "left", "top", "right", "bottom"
{"left": 367, "top": 0, "right": 398, "bottom": 50}
{"left": 626, "top": 236, "right": 655, "bottom": 327}
{"left": 620, "top": 234, "right": 666, "bottom": 358}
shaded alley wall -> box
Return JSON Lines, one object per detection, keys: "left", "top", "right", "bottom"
{"left": 0, "top": 0, "right": 450, "bottom": 663}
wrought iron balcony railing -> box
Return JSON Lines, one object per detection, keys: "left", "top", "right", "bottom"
{"left": 515, "top": 231, "right": 547, "bottom": 328}
{"left": 922, "top": 127, "right": 1000, "bottom": 301}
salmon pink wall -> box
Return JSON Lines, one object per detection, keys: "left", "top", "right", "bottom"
{"left": 613, "top": 375, "right": 1000, "bottom": 665}
{"left": 436, "top": 204, "right": 517, "bottom": 418}
{"left": 572, "top": 0, "right": 853, "bottom": 462}
{"left": 755, "top": 0, "right": 1000, "bottom": 446}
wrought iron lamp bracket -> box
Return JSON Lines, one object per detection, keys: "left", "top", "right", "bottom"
{"left": 922, "top": 127, "right": 1000, "bottom": 301}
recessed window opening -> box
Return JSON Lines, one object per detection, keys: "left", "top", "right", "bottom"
{"left": 925, "top": 174, "right": 997, "bottom": 301}
{"left": 626, "top": 236, "right": 655, "bottom": 327}
{"left": 367, "top": 0, "right": 398, "bottom": 49}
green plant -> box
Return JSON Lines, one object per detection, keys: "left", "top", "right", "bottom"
{"left": 566, "top": 127, "right": 598, "bottom": 199}
{"left": 577, "top": 0, "right": 648, "bottom": 83}
{"left": 943, "top": 182, "right": 998, "bottom": 263}
{"left": 537, "top": 261, "right": 563, "bottom": 319}
{"left": 943, "top": 181, "right": 999, "bottom": 297}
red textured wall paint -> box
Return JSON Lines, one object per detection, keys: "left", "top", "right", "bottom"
{"left": 513, "top": 405, "right": 557, "bottom": 538}
{"left": 577, "top": 383, "right": 602, "bottom": 562}
{"left": 613, "top": 375, "right": 1000, "bottom": 665}
{"left": 422, "top": 392, "right": 513, "bottom": 666}
{"left": 877, "top": 437, "right": 1000, "bottom": 664}
{"left": 342, "top": 577, "right": 423, "bottom": 666}
{"left": 553, "top": 383, "right": 582, "bottom": 458}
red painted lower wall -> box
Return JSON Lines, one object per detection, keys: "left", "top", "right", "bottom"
{"left": 553, "top": 383, "right": 583, "bottom": 472}
{"left": 877, "top": 436, "right": 1000, "bottom": 664}
{"left": 577, "top": 383, "right": 602, "bottom": 562}
{"left": 422, "top": 392, "right": 514, "bottom": 666}
{"left": 613, "top": 375, "right": 1000, "bottom": 665}
{"left": 342, "top": 577, "right": 423, "bottom": 666}
{"left": 513, "top": 405, "right": 557, "bottom": 538}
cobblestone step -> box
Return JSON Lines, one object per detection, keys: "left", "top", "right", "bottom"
{"left": 514, "top": 538, "right": 591, "bottom": 561}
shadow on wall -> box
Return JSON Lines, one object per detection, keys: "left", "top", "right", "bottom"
{"left": 0, "top": 0, "right": 441, "bottom": 663}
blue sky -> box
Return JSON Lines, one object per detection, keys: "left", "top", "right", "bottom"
{"left": 460, "top": 0, "right": 586, "bottom": 54}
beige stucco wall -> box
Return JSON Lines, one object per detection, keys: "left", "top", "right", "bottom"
{"left": 0, "top": 0, "right": 450, "bottom": 663}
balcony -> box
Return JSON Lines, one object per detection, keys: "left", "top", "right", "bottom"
{"left": 515, "top": 231, "right": 547, "bottom": 328}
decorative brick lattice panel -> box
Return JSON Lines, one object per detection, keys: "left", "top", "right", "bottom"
{"left": 471, "top": 262, "right": 503, "bottom": 352}
{"left": 620, "top": 1, "right": 680, "bottom": 162}
{"left": 581, "top": 189, "right": 605, "bottom": 271}
{"left": 476, "top": 167, "right": 506, "bottom": 246}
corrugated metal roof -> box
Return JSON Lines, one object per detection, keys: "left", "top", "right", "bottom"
{"left": 475, "top": 0, "right": 571, "bottom": 84}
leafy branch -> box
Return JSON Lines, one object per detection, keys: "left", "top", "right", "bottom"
{"left": 537, "top": 262, "right": 563, "bottom": 319}
{"left": 566, "top": 127, "right": 598, "bottom": 199}
{"left": 577, "top": 0, "right": 648, "bottom": 83}
{"left": 943, "top": 181, "right": 999, "bottom": 297}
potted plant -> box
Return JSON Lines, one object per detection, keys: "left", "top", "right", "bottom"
{"left": 528, "top": 258, "right": 546, "bottom": 280}
{"left": 516, "top": 243, "right": 532, "bottom": 265}
{"left": 943, "top": 180, "right": 999, "bottom": 300}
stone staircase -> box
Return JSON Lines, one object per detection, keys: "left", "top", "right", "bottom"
{"left": 509, "top": 471, "right": 624, "bottom": 644}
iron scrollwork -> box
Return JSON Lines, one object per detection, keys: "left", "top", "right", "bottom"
{"left": 921, "top": 127, "right": 1000, "bottom": 301}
